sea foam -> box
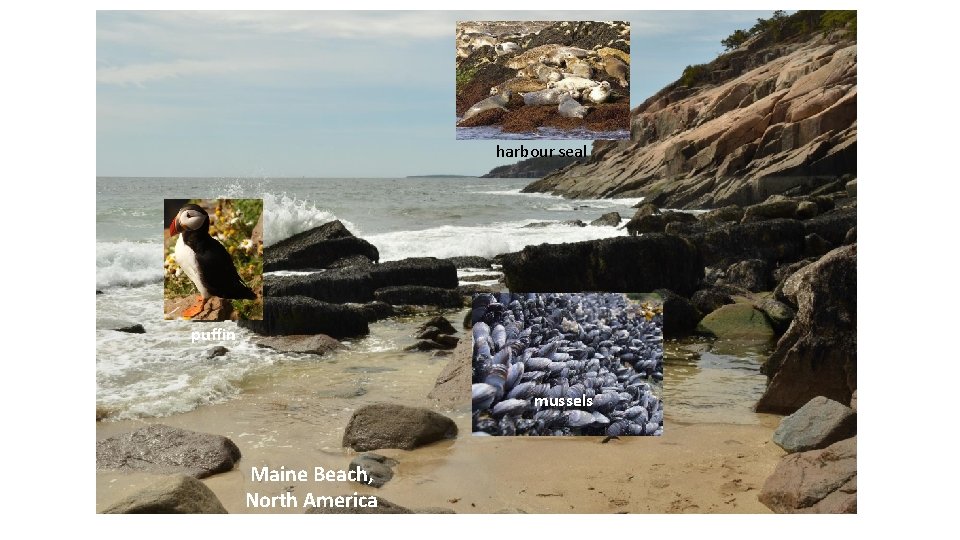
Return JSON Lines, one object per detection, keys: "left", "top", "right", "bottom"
{"left": 96, "top": 241, "right": 163, "bottom": 290}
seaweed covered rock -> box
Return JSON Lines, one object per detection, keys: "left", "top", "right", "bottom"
{"left": 501, "top": 234, "right": 703, "bottom": 296}
{"left": 239, "top": 296, "right": 369, "bottom": 338}
{"left": 264, "top": 220, "right": 379, "bottom": 271}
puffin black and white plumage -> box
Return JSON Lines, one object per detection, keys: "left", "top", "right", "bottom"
{"left": 169, "top": 204, "right": 256, "bottom": 318}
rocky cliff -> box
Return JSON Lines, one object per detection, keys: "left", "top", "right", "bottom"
{"left": 481, "top": 155, "right": 582, "bottom": 178}
{"left": 524, "top": 28, "right": 856, "bottom": 208}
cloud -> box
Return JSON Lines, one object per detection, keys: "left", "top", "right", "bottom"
{"left": 97, "top": 59, "right": 240, "bottom": 86}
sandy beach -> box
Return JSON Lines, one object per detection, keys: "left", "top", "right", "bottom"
{"left": 96, "top": 308, "right": 784, "bottom": 514}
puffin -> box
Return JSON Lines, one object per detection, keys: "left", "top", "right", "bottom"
{"left": 169, "top": 204, "right": 256, "bottom": 318}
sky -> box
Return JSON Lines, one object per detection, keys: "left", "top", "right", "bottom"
{"left": 96, "top": 10, "right": 774, "bottom": 177}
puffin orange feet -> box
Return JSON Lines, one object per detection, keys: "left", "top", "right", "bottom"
{"left": 182, "top": 295, "right": 205, "bottom": 318}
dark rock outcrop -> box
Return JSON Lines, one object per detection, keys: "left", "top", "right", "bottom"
{"left": 96, "top": 425, "right": 241, "bottom": 478}
{"left": 418, "top": 316, "right": 457, "bottom": 336}
{"left": 681, "top": 218, "right": 805, "bottom": 268}
{"left": 264, "top": 258, "right": 457, "bottom": 304}
{"left": 755, "top": 298, "right": 796, "bottom": 334}
{"left": 342, "top": 403, "right": 458, "bottom": 451}
{"left": 114, "top": 323, "right": 146, "bottom": 334}
{"left": 374, "top": 286, "right": 463, "bottom": 308}
{"left": 501, "top": 234, "right": 703, "bottom": 296}
{"left": 691, "top": 287, "right": 735, "bottom": 315}
{"left": 757, "top": 244, "right": 856, "bottom": 414}
{"left": 803, "top": 207, "right": 857, "bottom": 246}
{"left": 101, "top": 475, "right": 228, "bottom": 514}
{"left": 204, "top": 346, "right": 228, "bottom": 359}
{"left": 759, "top": 437, "right": 857, "bottom": 513}
{"left": 265, "top": 220, "right": 379, "bottom": 271}
{"left": 239, "top": 296, "right": 369, "bottom": 338}
{"left": 370, "top": 258, "right": 458, "bottom": 290}
{"left": 625, "top": 210, "right": 697, "bottom": 235}
{"left": 720, "top": 259, "right": 771, "bottom": 292}
{"left": 590, "top": 211, "right": 622, "bottom": 227}
{"left": 445, "top": 256, "right": 493, "bottom": 269}
{"left": 481, "top": 155, "right": 582, "bottom": 178}
{"left": 655, "top": 288, "right": 700, "bottom": 337}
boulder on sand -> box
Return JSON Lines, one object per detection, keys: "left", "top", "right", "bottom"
{"left": 772, "top": 396, "right": 856, "bottom": 453}
{"left": 102, "top": 475, "right": 228, "bottom": 514}
{"left": 96, "top": 425, "right": 241, "bottom": 478}
{"left": 759, "top": 437, "right": 857, "bottom": 513}
{"left": 254, "top": 334, "right": 343, "bottom": 356}
{"left": 342, "top": 403, "right": 458, "bottom": 451}
{"left": 348, "top": 453, "right": 398, "bottom": 488}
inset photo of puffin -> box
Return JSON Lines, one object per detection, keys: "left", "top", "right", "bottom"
{"left": 164, "top": 199, "right": 263, "bottom": 321}
{"left": 471, "top": 293, "right": 662, "bottom": 437}
{"left": 456, "top": 21, "right": 631, "bottom": 140}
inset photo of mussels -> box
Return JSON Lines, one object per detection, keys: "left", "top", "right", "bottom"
{"left": 471, "top": 293, "right": 663, "bottom": 436}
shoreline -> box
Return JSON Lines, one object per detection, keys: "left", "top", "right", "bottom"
{"left": 97, "top": 308, "right": 784, "bottom": 514}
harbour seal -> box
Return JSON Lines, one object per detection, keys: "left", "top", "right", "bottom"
{"left": 505, "top": 45, "right": 569, "bottom": 69}
{"left": 524, "top": 62, "right": 562, "bottom": 83}
{"left": 520, "top": 87, "right": 568, "bottom": 106}
{"left": 491, "top": 77, "right": 547, "bottom": 95}
{"left": 558, "top": 92, "right": 589, "bottom": 118}
{"left": 495, "top": 42, "right": 520, "bottom": 56}
{"left": 582, "top": 81, "right": 612, "bottom": 104}
{"left": 547, "top": 76, "right": 600, "bottom": 92}
{"left": 459, "top": 90, "right": 512, "bottom": 124}
{"left": 602, "top": 55, "right": 629, "bottom": 87}
{"left": 563, "top": 55, "right": 593, "bottom": 79}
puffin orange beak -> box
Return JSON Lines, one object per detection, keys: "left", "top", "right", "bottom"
{"left": 169, "top": 216, "right": 180, "bottom": 236}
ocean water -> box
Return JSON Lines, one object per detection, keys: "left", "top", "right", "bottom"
{"left": 96, "top": 176, "right": 643, "bottom": 418}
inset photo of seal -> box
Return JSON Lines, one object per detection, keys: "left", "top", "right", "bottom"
{"left": 163, "top": 199, "right": 263, "bottom": 321}
{"left": 470, "top": 292, "right": 663, "bottom": 437}
{"left": 456, "top": 21, "right": 631, "bottom": 140}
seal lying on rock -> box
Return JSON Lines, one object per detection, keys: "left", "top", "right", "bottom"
{"left": 563, "top": 54, "right": 593, "bottom": 79}
{"left": 521, "top": 88, "right": 568, "bottom": 106}
{"left": 558, "top": 92, "right": 589, "bottom": 118}
{"left": 548, "top": 77, "right": 600, "bottom": 92}
{"left": 602, "top": 55, "right": 629, "bottom": 87}
{"left": 582, "top": 81, "right": 612, "bottom": 104}
{"left": 495, "top": 42, "right": 519, "bottom": 55}
{"left": 459, "top": 90, "right": 512, "bottom": 123}
{"left": 490, "top": 78, "right": 546, "bottom": 95}
{"left": 523, "top": 61, "right": 563, "bottom": 82}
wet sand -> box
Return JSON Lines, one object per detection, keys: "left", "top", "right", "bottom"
{"left": 96, "top": 309, "right": 785, "bottom": 514}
